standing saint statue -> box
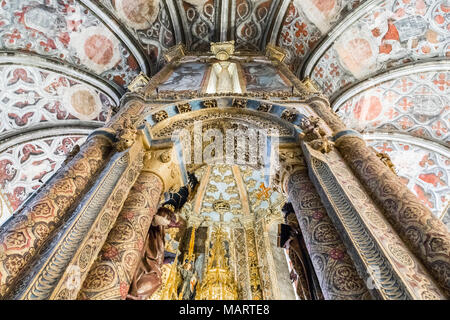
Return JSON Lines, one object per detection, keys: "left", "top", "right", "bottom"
{"left": 178, "top": 261, "right": 198, "bottom": 300}
{"left": 127, "top": 173, "right": 199, "bottom": 300}
{"left": 280, "top": 202, "right": 324, "bottom": 300}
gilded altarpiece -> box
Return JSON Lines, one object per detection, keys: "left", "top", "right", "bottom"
{"left": 150, "top": 164, "right": 295, "bottom": 300}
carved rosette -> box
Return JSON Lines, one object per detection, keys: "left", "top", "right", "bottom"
{"left": 270, "top": 144, "right": 306, "bottom": 195}
{"left": 306, "top": 97, "right": 346, "bottom": 134}
{"left": 142, "top": 147, "right": 184, "bottom": 193}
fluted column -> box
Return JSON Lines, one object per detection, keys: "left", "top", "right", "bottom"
{"left": 77, "top": 171, "right": 163, "bottom": 300}
{"left": 307, "top": 97, "right": 450, "bottom": 297}
{"left": 0, "top": 134, "right": 113, "bottom": 298}
{"left": 286, "top": 169, "right": 371, "bottom": 300}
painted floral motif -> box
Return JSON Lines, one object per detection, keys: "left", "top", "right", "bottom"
{"left": 312, "top": 0, "right": 450, "bottom": 96}
{"left": 0, "top": 135, "right": 87, "bottom": 214}
{"left": 0, "top": 65, "right": 116, "bottom": 134}
{"left": 278, "top": 0, "right": 364, "bottom": 72}
{"left": 0, "top": 0, "right": 140, "bottom": 87}
{"left": 337, "top": 70, "right": 449, "bottom": 142}
{"left": 367, "top": 138, "right": 449, "bottom": 225}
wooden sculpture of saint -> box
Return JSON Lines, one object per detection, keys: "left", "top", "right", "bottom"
{"left": 279, "top": 203, "right": 324, "bottom": 300}
{"left": 127, "top": 173, "right": 199, "bottom": 300}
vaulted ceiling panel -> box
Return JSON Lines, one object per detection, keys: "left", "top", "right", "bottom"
{"left": 0, "top": 64, "right": 116, "bottom": 136}
{"left": 306, "top": 0, "right": 449, "bottom": 98}
{"left": 335, "top": 64, "right": 449, "bottom": 145}
{"left": 0, "top": 0, "right": 142, "bottom": 88}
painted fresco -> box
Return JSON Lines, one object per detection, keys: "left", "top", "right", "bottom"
{"left": 0, "top": 135, "right": 87, "bottom": 213}
{"left": 367, "top": 138, "right": 449, "bottom": 227}
{"left": 99, "top": 0, "right": 175, "bottom": 71}
{"left": 0, "top": 0, "right": 140, "bottom": 87}
{"left": 0, "top": 65, "right": 116, "bottom": 134}
{"left": 337, "top": 70, "right": 449, "bottom": 143}
{"left": 242, "top": 62, "right": 291, "bottom": 91}
{"left": 312, "top": 0, "right": 450, "bottom": 97}
{"left": 180, "top": 0, "right": 216, "bottom": 51}
{"left": 235, "top": 0, "right": 275, "bottom": 50}
{"left": 158, "top": 62, "right": 207, "bottom": 92}
{"left": 278, "top": 0, "right": 364, "bottom": 72}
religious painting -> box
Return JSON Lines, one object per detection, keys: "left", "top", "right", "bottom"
{"left": 242, "top": 62, "right": 291, "bottom": 92}
{"left": 158, "top": 62, "right": 208, "bottom": 92}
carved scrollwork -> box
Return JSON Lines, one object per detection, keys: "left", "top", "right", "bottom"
{"left": 270, "top": 145, "right": 306, "bottom": 194}
{"left": 177, "top": 103, "right": 192, "bottom": 113}
{"left": 257, "top": 103, "right": 271, "bottom": 113}
{"left": 62, "top": 144, "right": 80, "bottom": 165}
{"left": 152, "top": 110, "right": 169, "bottom": 123}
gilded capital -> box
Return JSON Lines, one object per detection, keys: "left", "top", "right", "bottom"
{"left": 142, "top": 147, "right": 184, "bottom": 193}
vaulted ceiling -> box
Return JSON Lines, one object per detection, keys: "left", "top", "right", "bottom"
{"left": 0, "top": 0, "right": 448, "bottom": 226}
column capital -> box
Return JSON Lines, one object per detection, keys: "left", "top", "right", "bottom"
{"left": 142, "top": 146, "right": 185, "bottom": 194}
{"left": 270, "top": 143, "right": 307, "bottom": 195}
{"left": 305, "top": 96, "right": 347, "bottom": 134}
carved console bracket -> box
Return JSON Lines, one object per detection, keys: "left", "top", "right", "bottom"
{"left": 139, "top": 125, "right": 188, "bottom": 193}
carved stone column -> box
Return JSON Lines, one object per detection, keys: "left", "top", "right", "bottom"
{"left": 302, "top": 142, "right": 445, "bottom": 300}
{"left": 307, "top": 96, "right": 450, "bottom": 297}
{"left": 77, "top": 146, "right": 185, "bottom": 300}
{"left": 0, "top": 134, "right": 113, "bottom": 298}
{"left": 335, "top": 134, "right": 450, "bottom": 297}
{"left": 78, "top": 171, "right": 163, "bottom": 300}
{"left": 272, "top": 145, "right": 371, "bottom": 300}
{"left": 287, "top": 170, "right": 371, "bottom": 300}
